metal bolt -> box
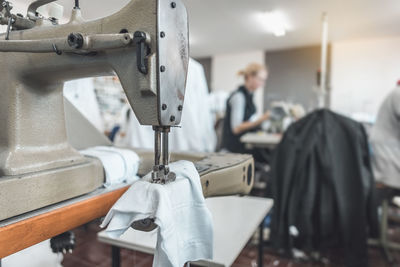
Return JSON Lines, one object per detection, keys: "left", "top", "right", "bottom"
{"left": 162, "top": 104, "right": 167, "bottom": 110}
{"left": 170, "top": 115, "right": 175, "bottom": 122}
{"left": 68, "top": 33, "right": 84, "bottom": 49}
{"left": 178, "top": 105, "right": 183, "bottom": 111}
{"left": 160, "top": 65, "right": 166, "bottom": 72}
{"left": 160, "top": 31, "right": 165, "bottom": 38}
{"left": 171, "top": 2, "right": 176, "bottom": 8}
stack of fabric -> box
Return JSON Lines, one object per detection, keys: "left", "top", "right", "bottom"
{"left": 270, "top": 109, "right": 379, "bottom": 267}
{"left": 80, "top": 146, "right": 140, "bottom": 186}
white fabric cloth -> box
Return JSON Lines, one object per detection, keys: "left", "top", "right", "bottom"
{"left": 63, "top": 78, "right": 104, "bottom": 132}
{"left": 80, "top": 146, "right": 140, "bottom": 187}
{"left": 114, "top": 58, "right": 217, "bottom": 152}
{"left": 101, "top": 160, "right": 214, "bottom": 267}
{"left": 114, "top": 105, "right": 154, "bottom": 149}
{"left": 169, "top": 59, "right": 217, "bottom": 152}
{"left": 229, "top": 91, "right": 246, "bottom": 130}
{"left": 208, "top": 91, "right": 229, "bottom": 118}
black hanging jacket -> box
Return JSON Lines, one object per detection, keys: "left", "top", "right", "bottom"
{"left": 270, "top": 109, "right": 379, "bottom": 267}
{"left": 222, "top": 86, "right": 257, "bottom": 153}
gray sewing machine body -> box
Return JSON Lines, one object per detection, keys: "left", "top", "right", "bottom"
{"left": 0, "top": 0, "right": 189, "bottom": 220}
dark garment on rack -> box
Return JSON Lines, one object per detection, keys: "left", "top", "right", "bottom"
{"left": 270, "top": 109, "right": 379, "bottom": 267}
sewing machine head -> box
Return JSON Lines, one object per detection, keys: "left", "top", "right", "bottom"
{"left": 0, "top": 0, "right": 188, "bottom": 220}
{"left": 0, "top": 0, "right": 188, "bottom": 174}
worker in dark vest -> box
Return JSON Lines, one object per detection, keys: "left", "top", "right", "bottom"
{"left": 222, "top": 63, "right": 270, "bottom": 162}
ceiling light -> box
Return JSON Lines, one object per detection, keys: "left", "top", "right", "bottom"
{"left": 256, "top": 10, "right": 290, "bottom": 37}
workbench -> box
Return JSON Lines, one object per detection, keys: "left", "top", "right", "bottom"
{"left": 98, "top": 196, "right": 273, "bottom": 267}
{"left": 240, "top": 132, "right": 282, "bottom": 149}
{"left": 0, "top": 183, "right": 131, "bottom": 259}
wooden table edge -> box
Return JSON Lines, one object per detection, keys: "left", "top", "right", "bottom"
{"left": 0, "top": 185, "right": 130, "bottom": 258}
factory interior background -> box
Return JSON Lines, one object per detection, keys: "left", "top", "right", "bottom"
{"left": 1, "top": 0, "right": 400, "bottom": 267}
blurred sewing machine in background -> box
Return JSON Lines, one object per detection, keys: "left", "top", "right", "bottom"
{"left": 262, "top": 101, "right": 306, "bottom": 133}
{"left": 0, "top": 0, "right": 254, "bottom": 221}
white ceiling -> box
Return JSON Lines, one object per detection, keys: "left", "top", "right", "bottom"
{"left": 17, "top": 0, "right": 400, "bottom": 57}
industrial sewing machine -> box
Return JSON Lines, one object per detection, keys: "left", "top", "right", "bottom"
{"left": 0, "top": 0, "right": 254, "bottom": 221}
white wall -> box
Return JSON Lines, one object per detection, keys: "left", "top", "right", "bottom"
{"left": 211, "top": 50, "right": 265, "bottom": 116}
{"left": 331, "top": 37, "right": 400, "bottom": 119}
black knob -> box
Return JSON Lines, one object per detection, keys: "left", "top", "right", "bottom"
{"left": 68, "top": 33, "right": 84, "bottom": 49}
{"left": 50, "top": 231, "right": 75, "bottom": 254}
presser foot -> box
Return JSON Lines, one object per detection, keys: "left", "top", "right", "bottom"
{"left": 151, "top": 165, "right": 176, "bottom": 184}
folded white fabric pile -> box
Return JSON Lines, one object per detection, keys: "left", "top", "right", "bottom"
{"left": 80, "top": 146, "right": 140, "bottom": 187}
{"left": 101, "top": 160, "right": 213, "bottom": 267}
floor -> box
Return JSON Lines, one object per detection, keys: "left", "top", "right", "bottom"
{"left": 62, "top": 219, "right": 400, "bottom": 267}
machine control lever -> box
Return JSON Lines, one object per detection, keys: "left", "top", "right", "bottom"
{"left": 133, "top": 31, "right": 150, "bottom": 75}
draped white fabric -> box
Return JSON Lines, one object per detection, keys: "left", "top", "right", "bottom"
{"left": 63, "top": 78, "right": 104, "bottom": 132}
{"left": 115, "top": 58, "right": 217, "bottom": 152}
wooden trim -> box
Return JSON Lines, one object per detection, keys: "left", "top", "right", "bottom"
{"left": 0, "top": 186, "right": 130, "bottom": 258}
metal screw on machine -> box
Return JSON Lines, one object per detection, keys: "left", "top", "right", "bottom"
{"left": 67, "top": 33, "right": 84, "bottom": 49}
{"left": 48, "top": 16, "right": 58, "bottom": 25}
